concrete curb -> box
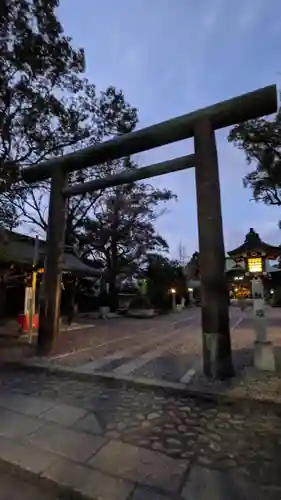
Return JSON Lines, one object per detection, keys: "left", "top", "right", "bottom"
{"left": 3, "top": 359, "right": 281, "bottom": 411}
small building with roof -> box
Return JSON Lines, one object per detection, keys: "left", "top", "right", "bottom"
{"left": 0, "top": 230, "right": 103, "bottom": 319}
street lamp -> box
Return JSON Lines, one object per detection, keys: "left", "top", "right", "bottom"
{"left": 170, "top": 288, "right": 176, "bottom": 311}
{"left": 187, "top": 287, "right": 194, "bottom": 306}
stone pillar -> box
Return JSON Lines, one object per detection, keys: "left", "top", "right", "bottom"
{"left": 251, "top": 277, "right": 275, "bottom": 371}
{"left": 172, "top": 293, "right": 176, "bottom": 312}
{"left": 188, "top": 288, "right": 194, "bottom": 306}
{"left": 194, "top": 118, "right": 234, "bottom": 379}
{"left": 37, "top": 167, "right": 68, "bottom": 355}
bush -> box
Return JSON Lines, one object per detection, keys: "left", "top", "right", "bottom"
{"left": 272, "top": 287, "right": 281, "bottom": 306}
{"left": 128, "top": 295, "right": 152, "bottom": 310}
{"left": 148, "top": 291, "right": 172, "bottom": 312}
{"left": 98, "top": 291, "right": 110, "bottom": 308}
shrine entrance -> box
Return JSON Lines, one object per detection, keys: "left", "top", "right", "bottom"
{"left": 20, "top": 84, "right": 277, "bottom": 379}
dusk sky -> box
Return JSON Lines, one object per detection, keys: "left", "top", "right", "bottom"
{"left": 59, "top": 0, "right": 281, "bottom": 260}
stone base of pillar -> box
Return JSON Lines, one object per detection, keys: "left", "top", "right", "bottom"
{"left": 253, "top": 316, "right": 267, "bottom": 342}
{"left": 254, "top": 340, "right": 276, "bottom": 372}
{"left": 202, "top": 332, "right": 234, "bottom": 380}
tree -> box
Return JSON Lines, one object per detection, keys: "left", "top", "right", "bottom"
{"left": 146, "top": 254, "right": 186, "bottom": 310}
{"left": 185, "top": 251, "right": 200, "bottom": 280}
{"left": 177, "top": 242, "right": 188, "bottom": 267}
{"left": 0, "top": 197, "right": 18, "bottom": 230}
{"left": 77, "top": 158, "right": 176, "bottom": 308}
{"left": 228, "top": 110, "right": 281, "bottom": 206}
{"left": 1, "top": 0, "right": 85, "bottom": 226}
{"left": 1, "top": 0, "right": 138, "bottom": 239}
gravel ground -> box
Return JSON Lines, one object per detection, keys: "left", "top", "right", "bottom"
{"left": 190, "top": 362, "right": 281, "bottom": 403}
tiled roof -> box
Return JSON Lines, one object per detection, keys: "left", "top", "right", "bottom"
{"left": 0, "top": 231, "right": 102, "bottom": 276}
{"left": 228, "top": 229, "right": 280, "bottom": 259}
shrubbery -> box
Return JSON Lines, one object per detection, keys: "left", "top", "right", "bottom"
{"left": 128, "top": 295, "right": 152, "bottom": 310}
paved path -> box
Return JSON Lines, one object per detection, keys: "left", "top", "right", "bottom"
{"left": 42, "top": 309, "right": 247, "bottom": 387}
{"left": 8, "top": 306, "right": 281, "bottom": 404}
{"left": 0, "top": 470, "right": 59, "bottom": 499}
{"left": 0, "top": 369, "right": 280, "bottom": 499}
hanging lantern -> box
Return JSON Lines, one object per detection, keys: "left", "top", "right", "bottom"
{"left": 247, "top": 256, "right": 263, "bottom": 274}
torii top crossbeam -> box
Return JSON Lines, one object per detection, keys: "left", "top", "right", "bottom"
{"left": 22, "top": 84, "right": 277, "bottom": 183}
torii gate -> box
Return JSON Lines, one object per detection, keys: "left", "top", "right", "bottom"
{"left": 21, "top": 84, "right": 277, "bottom": 379}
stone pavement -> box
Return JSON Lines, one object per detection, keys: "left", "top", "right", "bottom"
{"left": 0, "top": 469, "right": 59, "bottom": 500}
{"left": 0, "top": 370, "right": 281, "bottom": 499}
{"left": 21, "top": 307, "right": 281, "bottom": 405}
{"left": 26, "top": 309, "right": 244, "bottom": 384}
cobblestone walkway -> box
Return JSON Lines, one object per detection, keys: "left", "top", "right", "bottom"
{"left": 0, "top": 370, "right": 281, "bottom": 499}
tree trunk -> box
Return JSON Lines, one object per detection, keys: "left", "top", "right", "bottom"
{"left": 0, "top": 279, "right": 6, "bottom": 320}
{"left": 108, "top": 242, "right": 118, "bottom": 311}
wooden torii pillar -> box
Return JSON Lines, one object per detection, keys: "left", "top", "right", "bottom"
{"left": 22, "top": 84, "right": 277, "bottom": 379}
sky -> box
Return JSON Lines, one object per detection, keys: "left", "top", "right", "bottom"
{"left": 58, "top": 0, "right": 281, "bottom": 260}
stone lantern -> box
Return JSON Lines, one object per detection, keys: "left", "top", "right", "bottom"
{"left": 228, "top": 228, "right": 280, "bottom": 371}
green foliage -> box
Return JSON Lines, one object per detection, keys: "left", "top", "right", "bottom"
{"left": 185, "top": 252, "right": 200, "bottom": 280}
{"left": 228, "top": 111, "right": 281, "bottom": 206}
{"left": 1, "top": 0, "right": 84, "bottom": 229}
{"left": 0, "top": 229, "right": 9, "bottom": 262}
{"left": 271, "top": 287, "right": 281, "bottom": 306}
{"left": 128, "top": 294, "right": 152, "bottom": 310}
{"left": 1, "top": 0, "right": 86, "bottom": 177}
{"left": 1, "top": 0, "right": 138, "bottom": 235}
{"left": 146, "top": 254, "right": 186, "bottom": 310}
{"left": 1, "top": 0, "right": 176, "bottom": 304}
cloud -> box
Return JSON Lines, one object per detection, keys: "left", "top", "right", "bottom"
{"left": 201, "top": 0, "right": 225, "bottom": 33}
{"left": 258, "top": 220, "right": 280, "bottom": 243}
{"left": 237, "top": 0, "right": 266, "bottom": 31}
{"left": 57, "top": 0, "right": 281, "bottom": 256}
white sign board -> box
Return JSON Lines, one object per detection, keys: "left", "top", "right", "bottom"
{"left": 24, "top": 287, "right": 33, "bottom": 315}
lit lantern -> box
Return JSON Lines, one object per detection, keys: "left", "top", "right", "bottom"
{"left": 247, "top": 256, "right": 263, "bottom": 274}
